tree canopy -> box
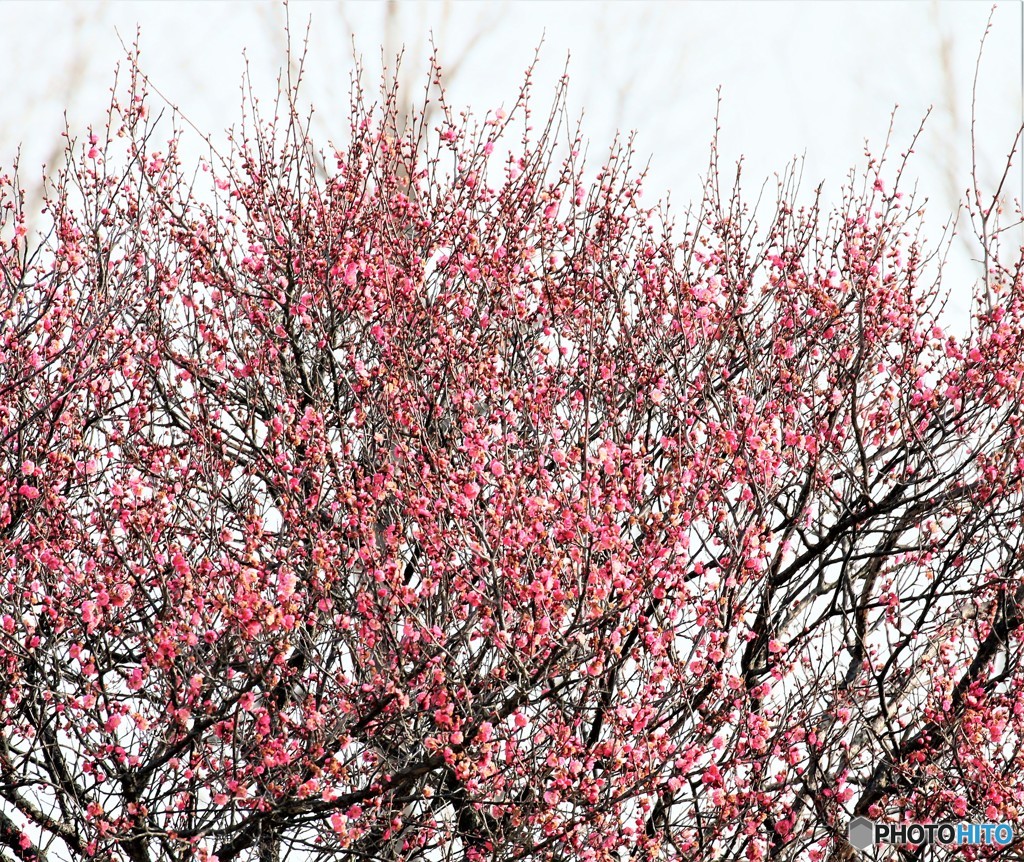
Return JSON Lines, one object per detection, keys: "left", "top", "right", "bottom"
{"left": 1, "top": 53, "right": 1024, "bottom": 862}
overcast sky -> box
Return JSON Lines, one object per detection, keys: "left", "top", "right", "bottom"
{"left": 2, "top": 1, "right": 1021, "bottom": 330}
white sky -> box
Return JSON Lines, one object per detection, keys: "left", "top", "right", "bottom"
{"left": 2, "top": 1, "right": 1021, "bottom": 330}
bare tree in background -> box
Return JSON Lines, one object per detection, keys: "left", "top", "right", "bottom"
{"left": 928, "top": 3, "right": 1024, "bottom": 281}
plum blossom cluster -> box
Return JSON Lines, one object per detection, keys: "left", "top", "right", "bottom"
{"left": 1, "top": 52, "right": 1023, "bottom": 862}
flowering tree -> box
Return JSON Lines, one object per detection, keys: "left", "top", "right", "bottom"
{"left": 1, "top": 53, "right": 1024, "bottom": 862}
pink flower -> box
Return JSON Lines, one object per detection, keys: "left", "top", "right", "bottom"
{"left": 18, "top": 485, "right": 39, "bottom": 499}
